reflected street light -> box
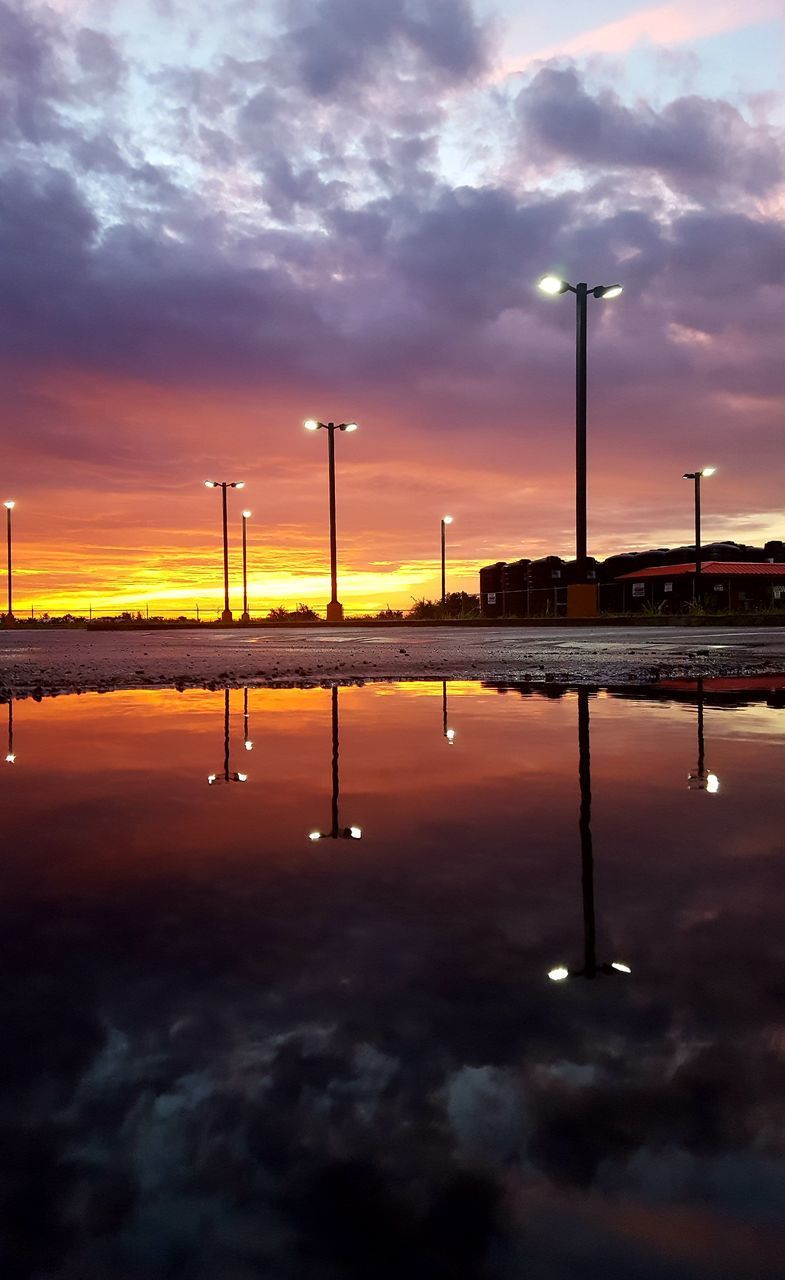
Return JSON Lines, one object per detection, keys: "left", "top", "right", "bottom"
{"left": 243, "top": 686, "right": 253, "bottom": 751}
{"left": 204, "top": 480, "right": 245, "bottom": 623}
{"left": 687, "top": 677, "right": 720, "bottom": 794}
{"left": 241, "top": 510, "right": 252, "bottom": 625}
{"left": 3, "top": 500, "right": 15, "bottom": 627}
{"left": 548, "top": 689, "right": 631, "bottom": 982}
{"left": 207, "top": 688, "right": 248, "bottom": 785}
{"left": 442, "top": 680, "right": 456, "bottom": 745}
{"left": 537, "top": 275, "right": 623, "bottom": 615}
{"left": 5, "top": 700, "right": 14, "bottom": 763}
{"left": 441, "top": 515, "right": 453, "bottom": 607}
{"left": 304, "top": 419, "right": 358, "bottom": 622}
{"left": 308, "top": 684, "right": 362, "bottom": 841}
{"left": 683, "top": 467, "right": 715, "bottom": 605}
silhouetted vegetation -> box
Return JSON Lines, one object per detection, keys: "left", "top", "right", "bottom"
{"left": 408, "top": 592, "right": 480, "bottom": 620}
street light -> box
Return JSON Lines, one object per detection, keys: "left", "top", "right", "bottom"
{"left": 5, "top": 701, "right": 14, "bottom": 763}
{"left": 304, "top": 419, "right": 358, "bottom": 622}
{"left": 683, "top": 468, "right": 715, "bottom": 604}
{"left": 687, "top": 677, "right": 720, "bottom": 794}
{"left": 204, "top": 480, "right": 244, "bottom": 623}
{"left": 537, "top": 275, "right": 623, "bottom": 615}
{"left": 547, "top": 689, "right": 631, "bottom": 982}
{"left": 207, "top": 688, "right": 248, "bottom": 785}
{"left": 442, "top": 680, "right": 456, "bottom": 745}
{"left": 241, "top": 510, "right": 252, "bottom": 625}
{"left": 3, "top": 500, "right": 15, "bottom": 627}
{"left": 308, "top": 684, "right": 362, "bottom": 841}
{"left": 440, "top": 515, "right": 453, "bottom": 607}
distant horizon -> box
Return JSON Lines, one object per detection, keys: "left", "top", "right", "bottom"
{"left": 2, "top": 0, "right": 783, "bottom": 614}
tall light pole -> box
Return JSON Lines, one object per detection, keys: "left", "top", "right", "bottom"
{"left": 687, "top": 677, "right": 720, "bottom": 794}
{"left": 683, "top": 468, "right": 715, "bottom": 604}
{"left": 442, "top": 679, "right": 456, "bottom": 745}
{"left": 207, "top": 688, "right": 248, "bottom": 786}
{"left": 304, "top": 419, "right": 358, "bottom": 622}
{"left": 3, "top": 500, "right": 15, "bottom": 627}
{"left": 538, "top": 275, "right": 622, "bottom": 616}
{"left": 204, "top": 480, "right": 244, "bottom": 623}
{"left": 241, "top": 510, "right": 251, "bottom": 625}
{"left": 440, "top": 515, "right": 453, "bottom": 607}
{"left": 308, "top": 684, "right": 362, "bottom": 842}
{"left": 243, "top": 686, "right": 253, "bottom": 752}
{"left": 547, "top": 689, "right": 631, "bottom": 983}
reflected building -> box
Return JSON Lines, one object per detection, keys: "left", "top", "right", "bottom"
{"left": 549, "top": 689, "right": 631, "bottom": 982}
{"left": 309, "top": 685, "right": 362, "bottom": 842}
{"left": 207, "top": 688, "right": 249, "bottom": 786}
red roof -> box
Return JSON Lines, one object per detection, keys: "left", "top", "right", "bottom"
{"left": 617, "top": 561, "right": 785, "bottom": 580}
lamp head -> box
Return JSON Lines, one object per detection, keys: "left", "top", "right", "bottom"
{"left": 442, "top": 515, "right": 453, "bottom": 525}
{"left": 610, "top": 961, "right": 632, "bottom": 974}
{"left": 349, "top": 826, "right": 362, "bottom": 839}
{"left": 594, "top": 284, "right": 623, "bottom": 299}
{"left": 3, "top": 500, "right": 14, "bottom": 509}
{"left": 242, "top": 510, "right": 252, "bottom": 519}
{"left": 548, "top": 966, "right": 570, "bottom": 982}
{"left": 701, "top": 467, "right": 716, "bottom": 477}
{"left": 706, "top": 772, "right": 720, "bottom": 794}
{"left": 204, "top": 480, "right": 218, "bottom": 488}
{"left": 304, "top": 419, "right": 320, "bottom": 431}
{"left": 232, "top": 481, "right": 245, "bottom": 489}
{"left": 342, "top": 422, "right": 358, "bottom": 432}
{"left": 538, "top": 274, "right": 568, "bottom": 295}
{"left": 308, "top": 831, "right": 322, "bottom": 841}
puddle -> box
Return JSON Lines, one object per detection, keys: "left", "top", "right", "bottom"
{"left": 2, "top": 681, "right": 784, "bottom": 1278}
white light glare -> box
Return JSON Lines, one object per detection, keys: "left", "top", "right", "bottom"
{"left": 5, "top": 753, "right": 15, "bottom": 763}
{"left": 304, "top": 419, "right": 319, "bottom": 431}
{"left": 446, "top": 728, "right": 456, "bottom": 741}
{"left": 309, "top": 831, "right": 322, "bottom": 841}
{"left": 548, "top": 966, "right": 570, "bottom": 982}
{"left": 207, "top": 773, "right": 217, "bottom": 784}
{"left": 611, "top": 962, "right": 632, "bottom": 974}
{"left": 601, "top": 284, "right": 623, "bottom": 299}
{"left": 350, "top": 826, "right": 363, "bottom": 839}
{"left": 237, "top": 772, "right": 248, "bottom": 782}
{"left": 204, "top": 480, "right": 217, "bottom": 488}
{"left": 3, "top": 500, "right": 14, "bottom": 509}
{"left": 538, "top": 275, "right": 564, "bottom": 295}
{"left": 442, "top": 515, "right": 453, "bottom": 525}
{"left": 244, "top": 740, "right": 253, "bottom": 751}
{"left": 706, "top": 773, "right": 720, "bottom": 794}
{"left": 701, "top": 467, "right": 716, "bottom": 477}
{"left": 344, "top": 422, "right": 358, "bottom": 432}
{"left": 242, "top": 510, "right": 252, "bottom": 519}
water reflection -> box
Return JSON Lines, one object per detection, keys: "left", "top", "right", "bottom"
{"left": 548, "top": 690, "right": 631, "bottom": 983}
{"left": 207, "top": 686, "right": 248, "bottom": 785}
{"left": 1, "top": 680, "right": 784, "bottom": 1280}
{"left": 4, "top": 698, "right": 13, "bottom": 763}
{"left": 442, "top": 679, "right": 456, "bottom": 744}
{"left": 309, "top": 684, "right": 362, "bottom": 842}
{"left": 687, "top": 676, "right": 720, "bottom": 793}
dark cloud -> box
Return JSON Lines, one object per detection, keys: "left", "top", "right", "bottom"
{"left": 517, "top": 64, "right": 785, "bottom": 197}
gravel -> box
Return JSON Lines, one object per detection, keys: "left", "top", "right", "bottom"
{"left": 2, "top": 624, "right": 785, "bottom": 700}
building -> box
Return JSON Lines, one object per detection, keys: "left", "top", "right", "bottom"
{"left": 616, "top": 562, "right": 785, "bottom": 612}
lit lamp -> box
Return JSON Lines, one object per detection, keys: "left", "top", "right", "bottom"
{"left": 3, "top": 500, "right": 15, "bottom": 627}
{"left": 203, "top": 480, "right": 245, "bottom": 623}
{"left": 304, "top": 419, "right": 359, "bottom": 622}
{"left": 537, "top": 275, "right": 622, "bottom": 617}
{"left": 682, "top": 468, "right": 715, "bottom": 604}
{"left": 308, "top": 685, "right": 362, "bottom": 841}
{"left": 547, "top": 689, "right": 631, "bottom": 982}
{"left": 442, "top": 680, "right": 456, "bottom": 745}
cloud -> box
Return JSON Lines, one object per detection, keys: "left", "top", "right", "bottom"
{"left": 517, "top": 64, "right": 784, "bottom": 197}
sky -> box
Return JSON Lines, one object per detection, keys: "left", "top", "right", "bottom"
{"left": 1, "top": 0, "right": 784, "bottom": 615}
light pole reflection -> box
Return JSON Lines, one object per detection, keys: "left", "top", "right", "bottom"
{"left": 548, "top": 689, "right": 631, "bottom": 982}
{"left": 442, "top": 680, "right": 456, "bottom": 745}
{"left": 687, "top": 677, "right": 720, "bottom": 794}
{"left": 243, "top": 686, "right": 253, "bottom": 751}
{"left": 308, "top": 685, "right": 362, "bottom": 842}
{"left": 5, "top": 701, "right": 14, "bottom": 764}
{"left": 207, "top": 688, "right": 248, "bottom": 786}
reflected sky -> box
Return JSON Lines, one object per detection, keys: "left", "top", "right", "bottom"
{"left": 2, "top": 681, "right": 785, "bottom": 1279}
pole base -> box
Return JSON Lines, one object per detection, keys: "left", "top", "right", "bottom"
{"left": 326, "top": 600, "right": 344, "bottom": 623}
{"left": 221, "top": 609, "right": 233, "bottom": 624}
{"left": 567, "top": 584, "right": 598, "bottom": 619}
{"left": 2, "top": 613, "right": 15, "bottom": 628}
{"left": 240, "top": 612, "right": 250, "bottom": 625}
